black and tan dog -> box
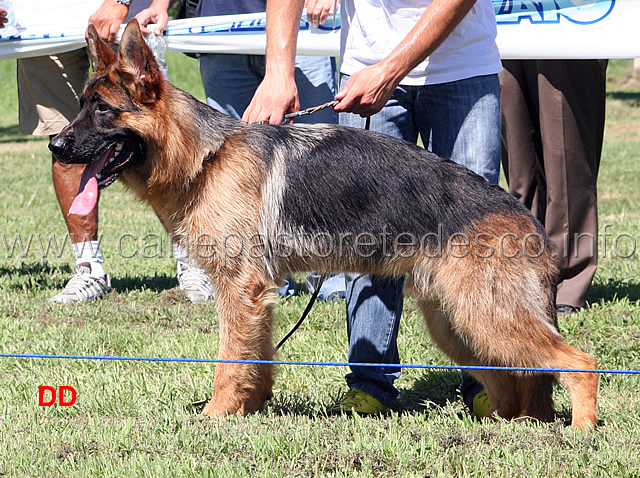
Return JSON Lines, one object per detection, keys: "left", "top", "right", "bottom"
{"left": 49, "top": 20, "right": 598, "bottom": 427}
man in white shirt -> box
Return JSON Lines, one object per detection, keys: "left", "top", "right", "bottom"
{"left": 244, "top": 0, "right": 502, "bottom": 414}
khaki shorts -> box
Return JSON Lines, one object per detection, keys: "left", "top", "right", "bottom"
{"left": 17, "top": 48, "right": 90, "bottom": 136}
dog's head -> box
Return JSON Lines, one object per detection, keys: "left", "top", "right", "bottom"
{"left": 48, "top": 20, "right": 164, "bottom": 215}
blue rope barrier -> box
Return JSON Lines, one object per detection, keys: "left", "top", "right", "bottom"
{"left": 1, "top": 352, "right": 638, "bottom": 375}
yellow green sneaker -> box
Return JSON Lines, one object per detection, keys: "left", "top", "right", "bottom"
{"left": 327, "top": 388, "right": 391, "bottom": 415}
{"left": 471, "top": 389, "right": 491, "bottom": 418}
{"left": 461, "top": 373, "right": 491, "bottom": 419}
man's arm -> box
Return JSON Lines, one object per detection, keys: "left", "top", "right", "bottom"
{"left": 244, "top": 0, "right": 478, "bottom": 122}
{"left": 334, "top": 0, "right": 477, "bottom": 117}
{"left": 242, "top": 0, "right": 305, "bottom": 124}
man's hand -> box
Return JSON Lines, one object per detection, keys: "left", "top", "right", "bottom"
{"left": 305, "top": 0, "right": 339, "bottom": 28}
{"left": 135, "top": 0, "right": 171, "bottom": 36}
{"left": 88, "top": 0, "right": 130, "bottom": 43}
{"left": 243, "top": 0, "right": 305, "bottom": 124}
{"left": 334, "top": 62, "right": 402, "bottom": 117}
{"left": 242, "top": 72, "right": 300, "bottom": 124}
{"left": 0, "top": 8, "right": 8, "bottom": 29}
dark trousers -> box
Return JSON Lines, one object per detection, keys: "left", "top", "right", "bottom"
{"left": 500, "top": 60, "right": 608, "bottom": 308}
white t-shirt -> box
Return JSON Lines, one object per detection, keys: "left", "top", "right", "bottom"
{"left": 339, "top": 0, "right": 502, "bottom": 86}
{"left": 14, "top": 0, "right": 103, "bottom": 30}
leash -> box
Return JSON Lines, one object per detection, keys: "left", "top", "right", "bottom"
{"left": 279, "top": 100, "right": 371, "bottom": 128}
{"left": 283, "top": 99, "right": 339, "bottom": 121}
{"left": 275, "top": 272, "right": 328, "bottom": 351}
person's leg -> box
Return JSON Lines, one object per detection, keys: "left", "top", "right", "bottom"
{"left": 416, "top": 74, "right": 501, "bottom": 184}
{"left": 335, "top": 77, "right": 419, "bottom": 408}
{"left": 414, "top": 74, "right": 501, "bottom": 414}
{"left": 17, "top": 51, "right": 96, "bottom": 245}
{"left": 199, "top": 53, "right": 262, "bottom": 119}
{"left": 51, "top": 153, "right": 101, "bottom": 269}
{"left": 535, "top": 60, "right": 606, "bottom": 309}
{"left": 342, "top": 273, "right": 404, "bottom": 407}
{"left": 18, "top": 50, "right": 110, "bottom": 303}
{"left": 499, "top": 60, "right": 548, "bottom": 220}
{"left": 50, "top": 155, "right": 99, "bottom": 249}
{"left": 293, "top": 55, "right": 338, "bottom": 124}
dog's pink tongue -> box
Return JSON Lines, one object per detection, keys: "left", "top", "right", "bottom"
{"left": 68, "top": 149, "right": 112, "bottom": 216}
{"left": 68, "top": 176, "right": 98, "bottom": 216}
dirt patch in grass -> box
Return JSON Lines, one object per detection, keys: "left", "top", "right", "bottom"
{"left": 156, "top": 288, "right": 192, "bottom": 306}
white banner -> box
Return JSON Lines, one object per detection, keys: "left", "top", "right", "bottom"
{"left": 494, "top": 0, "right": 638, "bottom": 59}
{"left": 0, "top": 1, "right": 636, "bottom": 60}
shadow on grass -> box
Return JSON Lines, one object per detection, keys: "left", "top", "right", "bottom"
{"left": 397, "top": 370, "right": 462, "bottom": 413}
{"left": 0, "top": 261, "right": 177, "bottom": 294}
{"left": 111, "top": 274, "right": 177, "bottom": 294}
{"left": 229, "top": 370, "right": 465, "bottom": 419}
{"left": 0, "top": 262, "right": 71, "bottom": 290}
{"left": 606, "top": 90, "right": 640, "bottom": 106}
{"left": 184, "top": 391, "right": 330, "bottom": 418}
{"left": 588, "top": 279, "right": 640, "bottom": 304}
{"left": 0, "top": 124, "right": 44, "bottom": 144}
{"left": 0, "top": 261, "right": 66, "bottom": 276}
{"left": 202, "top": 371, "right": 603, "bottom": 429}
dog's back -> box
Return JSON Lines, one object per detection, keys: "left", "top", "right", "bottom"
{"left": 225, "top": 123, "right": 547, "bottom": 274}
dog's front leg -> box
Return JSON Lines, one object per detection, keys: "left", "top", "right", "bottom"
{"left": 202, "top": 274, "right": 277, "bottom": 417}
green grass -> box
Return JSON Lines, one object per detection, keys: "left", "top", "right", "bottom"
{"left": 0, "top": 55, "right": 639, "bottom": 477}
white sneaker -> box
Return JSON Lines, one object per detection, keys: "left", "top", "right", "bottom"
{"left": 49, "top": 265, "right": 111, "bottom": 304}
{"left": 176, "top": 259, "right": 215, "bottom": 303}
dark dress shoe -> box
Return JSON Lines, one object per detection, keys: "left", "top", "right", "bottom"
{"left": 556, "top": 304, "right": 579, "bottom": 315}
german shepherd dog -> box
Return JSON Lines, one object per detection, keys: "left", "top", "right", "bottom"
{"left": 49, "top": 20, "right": 598, "bottom": 427}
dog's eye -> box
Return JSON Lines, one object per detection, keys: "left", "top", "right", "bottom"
{"left": 96, "top": 103, "right": 111, "bottom": 114}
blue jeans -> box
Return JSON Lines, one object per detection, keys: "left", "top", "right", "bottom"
{"left": 339, "top": 73, "right": 501, "bottom": 406}
{"left": 199, "top": 53, "right": 338, "bottom": 124}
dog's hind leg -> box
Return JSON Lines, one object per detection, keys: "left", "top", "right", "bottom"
{"left": 473, "top": 373, "right": 556, "bottom": 423}
{"left": 415, "top": 295, "right": 596, "bottom": 426}
{"left": 202, "top": 271, "right": 278, "bottom": 417}
{"left": 466, "top": 314, "right": 596, "bottom": 427}
{"left": 498, "top": 339, "right": 597, "bottom": 427}
{"left": 546, "top": 343, "right": 599, "bottom": 428}
{"left": 450, "top": 306, "right": 596, "bottom": 427}
{"left": 468, "top": 324, "right": 597, "bottom": 427}
{"left": 416, "top": 299, "right": 524, "bottom": 420}
{"left": 518, "top": 374, "right": 556, "bottom": 423}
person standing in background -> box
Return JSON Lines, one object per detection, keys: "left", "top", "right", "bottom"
{"left": 15, "top": 0, "right": 215, "bottom": 304}
{"left": 499, "top": 60, "right": 608, "bottom": 315}
{"left": 242, "top": 0, "right": 503, "bottom": 415}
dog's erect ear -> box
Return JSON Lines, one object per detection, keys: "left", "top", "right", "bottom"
{"left": 117, "top": 19, "right": 163, "bottom": 104}
{"left": 86, "top": 24, "right": 117, "bottom": 72}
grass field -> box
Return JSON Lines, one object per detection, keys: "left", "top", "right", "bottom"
{"left": 0, "top": 54, "right": 639, "bottom": 477}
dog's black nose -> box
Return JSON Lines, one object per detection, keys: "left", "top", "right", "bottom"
{"left": 48, "top": 134, "right": 68, "bottom": 158}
